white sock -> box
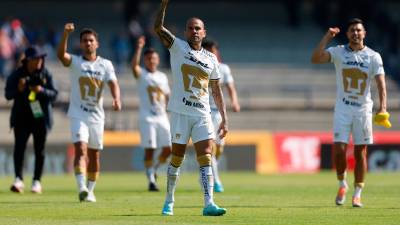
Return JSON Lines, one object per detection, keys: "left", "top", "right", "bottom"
{"left": 165, "top": 164, "right": 180, "bottom": 203}
{"left": 339, "top": 180, "right": 348, "bottom": 188}
{"left": 146, "top": 167, "right": 156, "bottom": 183}
{"left": 353, "top": 186, "right": 363, "bottom": 198}
{"left": 75, "top": 174, "right": 87, "bottom": 190}
{"left": 88, "top": 181, "right": 96, "bottom": 193}
{"left": 199, "top": 166, "right": 214, "bottom": 207}
{"left": 211, "top": 156, "right": 222, "bottom": 185}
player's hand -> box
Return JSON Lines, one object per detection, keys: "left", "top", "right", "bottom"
{"left": 112, "top": 98, "right": 122, "bottom": 111}
{"left": 373, "top": 112, "right": 391, "bottom": 128}
{"left": 18, "top": 78, "right": 26, "bottom": 92}
{"left": 217, "top": 120, "right": 228, "bottom": 139}
{"left": 326, "top": 27, "right": 340, "bottom": 39}
{"left": 30, "top": 85, "right": 43, "bottom": 93}
{"left": 64, "top": 23, "right": 75, "bottom": 34}
{"left": 137, "top": 35, "right": 146, "bottom": 49}
{"left": 232, "top": 101, "right": 241, "bottom": 112}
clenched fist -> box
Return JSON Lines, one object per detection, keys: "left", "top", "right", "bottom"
{"left": 64, "top": 23, "right": 75, "bottom": 34}
{"left": 326, "top": 27, "right": 340, "bottom": 39}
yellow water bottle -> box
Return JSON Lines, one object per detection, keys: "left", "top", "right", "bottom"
{"left": 28, "top": 91, "right": 36, "bottom": 101}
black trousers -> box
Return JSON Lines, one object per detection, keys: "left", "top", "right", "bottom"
{"left": 13, "top": 120, "right": 47, "bottom": 181}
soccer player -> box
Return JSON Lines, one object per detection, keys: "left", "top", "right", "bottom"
{"left": 202, "top": 39, "right": 240, "bottom": 193}
{"left": 131, "top": 35, "right": 172, "bottom": 192}
{"left": 57, "top": 23, "right": 121, "bottom": 202}
{"left": 154, "top": 0, "right": 228, "bottom": 216}
{"left": 311, "top": 18, "right": 388, "bottom": 207}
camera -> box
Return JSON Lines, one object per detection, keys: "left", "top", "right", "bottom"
{"left": 26, "top": 71, "right": 44, "bottom": 87}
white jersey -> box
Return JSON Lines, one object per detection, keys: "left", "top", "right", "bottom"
{"left": 168, "top": 37, "right": 221, "bottom": 117}
{"left": 67, "top": 54, "right": 117, "bottom": 123}
{"left": 137, "top": 68, "right": 170, "bottom": 118}
{"left": 209, "top": 63, "right": 234, "bottom": 110}
{"left": 327, "top": 45, "right": 384, "bottom": 113}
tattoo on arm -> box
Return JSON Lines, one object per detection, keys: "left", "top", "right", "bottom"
{"left": 158, "top": 29, "right": 174, "bottom": 48}
{"left": 154, "top": 1, "right": 175, "bottom": 48}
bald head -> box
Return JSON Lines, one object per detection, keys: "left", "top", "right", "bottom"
{"left": 184, "top": 17, "right": 206, "bottom": 49}
{"left": 186, "top": 17, "right": 205, "bottom": 30}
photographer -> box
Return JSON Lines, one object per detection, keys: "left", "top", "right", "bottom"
{"left": 5, "top": 46, "right": 58, "bottom": 194}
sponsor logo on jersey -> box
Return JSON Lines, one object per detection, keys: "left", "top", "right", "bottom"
{"left": 182, "top": 97, "right": 205, "bottom": 109}
{"left": 342, "top": 98, "right": 361, "bottom": 107}
{"left": 81, "top": 69, "right": 102, "bottom": 77}
{"left": 343, "top": 61, "right": 368, "bottom": 69}
{"left": 185, "top": 52, "right": 210, "bottom": 69}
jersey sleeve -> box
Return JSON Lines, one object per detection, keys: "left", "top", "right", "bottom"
{"left": 69, "top": 54, "right": 79, "bottom": 72}
{"left": 210, "top": 56, "right": 221, "bottom": 80}
{"left": 326, "top": 46, "right": 339, "bottom": 64}
{"left": 168, "top": 37, "right": 183, "bottom": 54}
{"left": 223, "top": 64, "right": 234, "bottom": 84}
{"left": 372, "top": 53, "right": 385, "bottom": 76}
{"left": 105, "top": 60, "right": 117, "bottom": 81}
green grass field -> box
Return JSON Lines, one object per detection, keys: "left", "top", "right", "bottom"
{"left": 0, "top": 172, "right": 399, "bottom": 225}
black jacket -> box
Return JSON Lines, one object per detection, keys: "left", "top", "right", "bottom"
{"left": 5, "top": 65, "right": 58, "bottom": 130}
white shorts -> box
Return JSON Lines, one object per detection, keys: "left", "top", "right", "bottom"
{"left": 139, "top": 115, "right": 171, "bottom": 149}
{"left": 211, "top": 109, "right": 224, "bottom": 145}
{"left": 170, "top": 111, "right": 215, "bottom": 144}
{"left": 70, "top": 118, "right": 104, "bottom": 150}
{"left": 333, "top": 110, "right": 373, "bottom": 145}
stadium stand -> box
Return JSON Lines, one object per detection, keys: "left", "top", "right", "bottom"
{"left": 1, "top": 0, "right": 399, "bottom": 144}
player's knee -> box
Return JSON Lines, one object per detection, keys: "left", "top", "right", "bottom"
{"left": 354, "top": 147, "right": 367, "bottom": 160}
{"left": 170, "top": 154, "right": 184, "bottom": 168}
{"left": 197, "top": 153, "right": 212, "bottom": 167}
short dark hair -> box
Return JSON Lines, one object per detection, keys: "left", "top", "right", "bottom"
{"left": 144, "top": 48, "right": 158, "bottom": 56}
{"left": 202, "top": 39, "right": 218, "bottom": 49}
{"left": 347, "top": 18, "right": 364, "bottom": 30}
{"left": 80, "top": 28, "right": 99, "bottom": 41}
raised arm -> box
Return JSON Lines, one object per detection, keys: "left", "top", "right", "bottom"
{"left": 154, "top": 0, "right": 175, "bottom": 49}
{"left": 108, "top": 80, "right": 121, "bottom": 111}
{"left": 57, "top": 23, "right": 74, "bottom": 67}
{"left": 210, "top": 80, "right": 228, "bottom": 139}
{"left": 131, "top": 36, "right": 145, "bottom": 79}
{"left": 375, "top": 74, "right": 387, "bottom": 114}
{"left": 311, "top": 27, "right": 340, "bottom": 64}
